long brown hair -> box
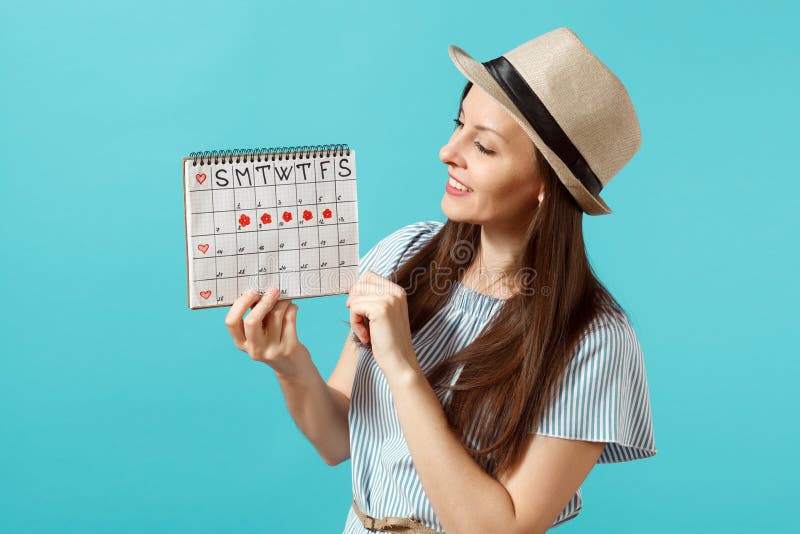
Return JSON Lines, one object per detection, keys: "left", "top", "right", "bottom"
{"left": 385, "top": 80, "right": 629, "bottom": 480}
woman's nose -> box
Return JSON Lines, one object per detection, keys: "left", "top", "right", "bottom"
{"left": 439, "top": 137, "right": 464, "bottom": 166}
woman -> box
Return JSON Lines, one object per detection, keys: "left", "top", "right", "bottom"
{"left": 225, "top": 27, "right": 657, "bottom": 533}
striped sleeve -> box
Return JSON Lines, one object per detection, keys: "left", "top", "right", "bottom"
{"left": 357, "top": 220, "right": 443, "bottom": 279}
{"left": 532, "top": 316, "right": 657, "bottom": 464}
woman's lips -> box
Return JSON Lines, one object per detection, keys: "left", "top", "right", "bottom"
{"left": 448, "top": 172, "right": 472, "bottom": 190}
{"left": 447, "top": 172, "right": 473, "bottom": 197}
{"left": 446, "top": 179, "right": 473, "bottom": 196}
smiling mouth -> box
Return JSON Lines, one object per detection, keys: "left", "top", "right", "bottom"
{"left": 448, "top": 176, "right": 473, "bottom": 192}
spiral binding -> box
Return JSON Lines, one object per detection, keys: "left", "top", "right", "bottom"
{"left": 188, "top": 143, "right": 351, "bottom": 166}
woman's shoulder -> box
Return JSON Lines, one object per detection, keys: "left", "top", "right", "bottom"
{"left": 371, "top": 219, "right": 444, "bottom": 254}
{"left": 537, "top": 303, "right": 656, "bottom": 463}
{"left": 358, "top": 219, "right": 444, "bottom": 278}
{"left": 572, "top": 304, "right": 646, "bottom": 380}
{"left": 384, "top": 219, "right": 444, "bottom": 242}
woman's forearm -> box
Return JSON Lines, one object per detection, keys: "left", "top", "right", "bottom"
{"left": 274, "top": 355, "right": 351, "bottom": 466}
{"left": 387, "top": 357, "right": 519, "bottom": 533}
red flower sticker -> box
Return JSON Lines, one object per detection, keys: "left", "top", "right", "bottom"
{"left": 322, "top": 208, "right": 332, "bottom": 219}
{"left": 260, "top": 212, "right": 272, "bottom": 225}
{"left": 282, "top": 211, "right": 293, "bottom": 223}
{"left": 239, "top": 214, "right": 251, "bottom": 227}
{"left": 302, "top": 209, "right": 313, "bottom": 221}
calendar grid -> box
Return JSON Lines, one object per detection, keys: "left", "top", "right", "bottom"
{"left": 294, "top": 161, "right": 302, "bottom": 297}
{"left": 335, "top": 161, "right": 342, "bottom": 291}
{"left": 209, "top": 165, "right": 219, "bottom": 302}
{"left": 184, "top": 147, "right": 357, "bottom": 309}
{"left": 254, "top": 160, "right": 259, "bottom": 293}
{"left": 233, "top": 163, "right": 239, "bottom": 296}
{"left": 272, "top": 161, "right": 279, "bottom": 294}
{"left": 314, "top": 156, "right": 323, "bottom": 295}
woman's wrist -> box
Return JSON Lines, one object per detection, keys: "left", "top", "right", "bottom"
{"left": 271, "top": 345, "right": 315, "bottom": 384}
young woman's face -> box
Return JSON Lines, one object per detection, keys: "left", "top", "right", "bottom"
{"left": 439, "top": 84, "right": 544, "bottom": 229}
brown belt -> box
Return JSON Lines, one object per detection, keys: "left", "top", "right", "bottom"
{"left": 352, "top": 497, "right": 444, "bottom": 533}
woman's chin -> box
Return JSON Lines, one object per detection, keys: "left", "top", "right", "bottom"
{"left": 441, "top": 196, "right": 478, "bottom": 223}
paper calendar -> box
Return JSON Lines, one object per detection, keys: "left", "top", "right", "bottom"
{"left": 183, "top": 144, "right": 359, "bottom": 309}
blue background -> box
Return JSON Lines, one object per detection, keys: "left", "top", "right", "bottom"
{"left": 2, "top": 0, "right": 797, "bottom": 532}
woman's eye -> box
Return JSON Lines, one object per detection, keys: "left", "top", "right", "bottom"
{"left": 474, "top": 141, "right": 493, "bottom": 155}
{"left": 451, "top": 118, "right": 495, "bottom": 156}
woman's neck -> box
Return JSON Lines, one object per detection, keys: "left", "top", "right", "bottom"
{"left": 478, "top": 223, "right": 527, "bottom": 271}
{"left": 460, "top": 238, "right": 524, "bottom": 300}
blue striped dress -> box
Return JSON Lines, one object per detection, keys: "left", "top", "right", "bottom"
{"left": 342, "top": 220, "right": 657, "bottom": 533}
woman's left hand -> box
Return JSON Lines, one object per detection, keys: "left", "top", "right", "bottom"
{"left": 345, "top": 270, "right": 423, "bottom": 384}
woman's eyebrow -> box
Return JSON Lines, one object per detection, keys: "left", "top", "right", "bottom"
{"left": 458, "top": 108, "right": 507, "bottom": 142}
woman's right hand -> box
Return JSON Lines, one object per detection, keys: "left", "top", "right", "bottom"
{"left": 224, "top": 287, "right": 310, "bottom": 377}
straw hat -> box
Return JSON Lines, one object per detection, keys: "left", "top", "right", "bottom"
{"left": 448, "top": 27, "right": 641, "bottom": 215}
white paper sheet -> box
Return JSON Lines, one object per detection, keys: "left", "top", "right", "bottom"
{"left": 183, "top": 149, "right": 359, "bottom": 309}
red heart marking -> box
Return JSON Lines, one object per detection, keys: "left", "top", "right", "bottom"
{"left": 200, "top": 290, "right": 212, "bottom": 299}
{"left": 195, "top": 173, "right": 207, "bottom": 184}
{"left": 197, "top": 243, "right": 209, "bottom": 254}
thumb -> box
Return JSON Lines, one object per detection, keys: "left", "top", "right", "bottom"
{"left": 281, "top": 302, "right": 300, "bottom": 344}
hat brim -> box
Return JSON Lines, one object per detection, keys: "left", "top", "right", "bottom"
{"left": 447, "top": 44, "right": 612, "bottom": 216}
